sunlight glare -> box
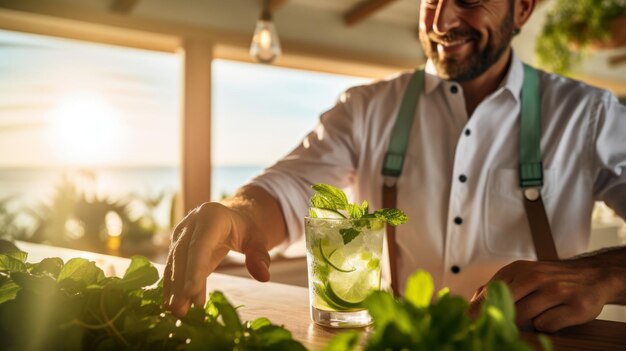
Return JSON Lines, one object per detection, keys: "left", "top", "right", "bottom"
{"left": 49, "top": 91, "right": 125, "bottom": 166}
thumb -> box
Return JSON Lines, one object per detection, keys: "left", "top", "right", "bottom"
{"left": 244, "top": 243, "right": 271, "bottom": 282}
{"left": 468, "top": 285, "right": 487, "bottom": 318}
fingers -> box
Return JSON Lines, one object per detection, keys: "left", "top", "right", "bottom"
{"left": 168, "top": 203, "right": 235, "bottom": 317}
{"left": 244, "top": 241, "right": 271, "bottom": 282}
{"left": 163, "top": 215, "right": 192, "bottom": 303}
{"left": 514, "top": 290, "right": 562, "bottom": 325}
{"left": 168, "top": 224, "right": 195, "bottom": 317}
{"left": 191, "top": 283, "right": 207, "bottom": 309}
{"left": 532, "top": 305, "right": 596, "bottom": 333}
{"left": 468, "top": 285, "right": 486, "bottom": 318}
{"left": 182, "top": 206, "right": 232, "bottom": 298}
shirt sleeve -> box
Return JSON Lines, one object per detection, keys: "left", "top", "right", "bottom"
{"left": 249, "top": 88, "right": 363, "bottom": 246}
{"left": 592, "top": 92, "right": 626, "bottom": 220}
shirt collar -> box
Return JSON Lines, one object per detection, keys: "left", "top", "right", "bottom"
{"left": 422, "top": 51, "right": 524, "bottom": 101}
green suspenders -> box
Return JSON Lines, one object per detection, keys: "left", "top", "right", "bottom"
{"left": 382, "top": 64, "right": 558, "bottom": 294}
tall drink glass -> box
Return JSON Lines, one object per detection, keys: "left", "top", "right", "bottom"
{"left": 304, "top": 217, "right": 384, "bottom": 328}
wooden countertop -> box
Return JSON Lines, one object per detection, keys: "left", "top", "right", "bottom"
{"left": 15, "top": 241, "right": 626, "bottom": 351}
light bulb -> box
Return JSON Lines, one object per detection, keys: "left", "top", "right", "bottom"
{"left": 250, "top": 9, "right": 282, "bottom": 63}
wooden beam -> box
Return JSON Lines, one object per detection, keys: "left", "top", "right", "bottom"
{"left": 110, "top": 0, "right": 140, "bottom": 14}
{"left": 343, "top": 0, "right": 397, "bottom": 27}
{"left": 0, "top": 1, "right": 418, "bottom": 73}
{"left": 269, "top": 0, "right": 288, "bottom": 12}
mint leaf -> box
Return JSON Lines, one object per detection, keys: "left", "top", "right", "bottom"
{"left": 339, "top": 228, "right": 360, "bottom": 245}
{"left": 332, "top": 270, "right": 548, "bottom": 351}
{"left": 250, "top": 317, "right": 272, "bottom": 330}
{"left": 325, "top": 330, "right": 359, "bottom": 351}
{"left": 0, "top": 278, "right": 20, "bottom": 304}
{"left": 116, "top": 255, "right": 159, "bottom": 291}
{"left": 0, "top": 252, "right": 306, "bottom": 350}
{"left": 485, "top": 281, "right": 516, "bottom": 322}
{"left": 373, "top": 208, "right": 408, "bottom": 226}
{"left": 30, "top": 257, "right": 64, "bottom": 278}
{"left": 346, "top": 203, "right": 364, "bottom": 219}
{"left": 310, "top": 193, "right": 339, "bottom": 211}
{"left": 405, "top": 269, "right": 433, "bottom": 308}
{"left": 0, "top": 254, "right": 27, "bottom": 272}
{"left": 57, "top": 258, "right": 105, "bottom": 286}
{"left": 311, "top": 184, "right": 349, "bottom": 210}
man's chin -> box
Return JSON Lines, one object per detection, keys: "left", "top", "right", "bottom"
{"left": 433, "top": 61, "right": 467, "bottom": 81}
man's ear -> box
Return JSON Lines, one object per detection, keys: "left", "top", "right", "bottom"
{"left": 514, "top": 0, "right": 536, "bottom": 30}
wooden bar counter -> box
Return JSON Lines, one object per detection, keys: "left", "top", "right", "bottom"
{"left": 17, "top": 242, "right": 626, "bottom": 351}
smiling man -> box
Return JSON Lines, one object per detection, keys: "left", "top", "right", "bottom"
{"left": 165, "top": 0, "right": 626, "bottom": 333}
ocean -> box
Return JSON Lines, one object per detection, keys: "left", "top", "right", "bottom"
{"left": 0, "top": 165, "right": 264, "bottom": 228}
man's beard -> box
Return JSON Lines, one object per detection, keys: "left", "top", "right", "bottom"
{"left": 419, "top": 12, "right": 515, "bottom": 81}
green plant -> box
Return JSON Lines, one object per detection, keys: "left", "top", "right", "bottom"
{"left": 8, "top": 174, "right": 176, "bottom": 256}
{"left": 536, "top": 0, "right": 626, "bottom": 74}
{"left": 0, "top": 197, "right": 28, "bottom": 241}
{"left": 325, "top": 270, "right": 553, "bottom": 351}
{"left": 0, "top": 243, "right": 305, "bottom": 351}
{"left": 27, "top": 176, "right": 130, "bottom": 252}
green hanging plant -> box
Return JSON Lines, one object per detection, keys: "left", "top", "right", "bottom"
{"left": 536, "top": 0, "right": 626, "bottom": 74}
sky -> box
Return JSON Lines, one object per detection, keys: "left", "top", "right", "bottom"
{"left": 0, "top": 29, "right": 370, "bottom": 169}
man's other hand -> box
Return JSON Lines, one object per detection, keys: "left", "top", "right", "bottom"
{"left": 469, "top": 258, "right": 622, "bottom": 333}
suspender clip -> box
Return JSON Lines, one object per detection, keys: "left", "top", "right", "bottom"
{"left": 523, "top": 187, "right": 542, "bottom": 201}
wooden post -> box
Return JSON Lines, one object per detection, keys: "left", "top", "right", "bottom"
{"left": 181, "top": 38, "right": 213, "bottom": 215}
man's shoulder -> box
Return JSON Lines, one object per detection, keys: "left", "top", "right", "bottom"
{"left": 536, "top": 68, "right": 614, "bottom": 103}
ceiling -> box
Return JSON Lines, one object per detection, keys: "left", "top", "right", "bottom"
{"left": 0, "top": 0, "right": 624, "bottom": 94}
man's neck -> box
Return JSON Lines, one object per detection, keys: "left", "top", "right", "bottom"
{"left": 459, "top": 49, "right": 513, "bottom": 117}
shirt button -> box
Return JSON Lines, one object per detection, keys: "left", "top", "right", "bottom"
{"left": 454, "top": 217, "right": 463, "bottom": 225}
{"left": 459, "top": 175, "right": 467, "bottom": 183}
{"left": 450, "top": 85, "right": 459, "bottom": 94}
{"left": 465, "top": 129, "right": 471, "bottom": 136}
{"left": 451, "top": 265, "right": 461, "bottom": 274}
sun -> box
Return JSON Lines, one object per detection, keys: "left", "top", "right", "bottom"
{"left": 49, "top": 91, "right": 125, "bottom": 167}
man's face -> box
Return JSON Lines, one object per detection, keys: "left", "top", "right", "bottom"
{"left": 418, "top": 0, "right": 515, "bottom": 81}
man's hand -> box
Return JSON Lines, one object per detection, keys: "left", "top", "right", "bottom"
{"left": 163, "top": 186, "right": 287, "bottom": 317}
{"left": 470, "top": 249, "right": 626, "bottom": 333}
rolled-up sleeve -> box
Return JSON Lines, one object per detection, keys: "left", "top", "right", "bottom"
{"left": 592, "top": 93, "right": 626, "bottom": 220}
{"left": 249, "top": 88, "right": 363, "bottom": 245}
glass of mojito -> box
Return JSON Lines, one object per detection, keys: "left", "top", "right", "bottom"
{"left": 304, "top": 215, "right": 384, "bottom": 328}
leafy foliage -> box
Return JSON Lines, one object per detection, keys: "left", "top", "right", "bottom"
{"left": 325, "top": 269, "right": 552, "bottom": 351}
{"left": 309, "top": 184, "right": 407, "bottom": 244}
{"left": 0, "top": 244, "right": 306, "bottom": 351}
{"left": 4, "top": 172, "right": 175, "bottom": 257}
{"left": 536, "top": 0, "right": 626, "bottom": 74}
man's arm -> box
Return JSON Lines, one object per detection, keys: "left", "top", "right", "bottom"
{"left": 163, "top": 185, "right": 288, "bottom": 317}
{"left": 470, "top": 246, "right": 626, "bottom": 333}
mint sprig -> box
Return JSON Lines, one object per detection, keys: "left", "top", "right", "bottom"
{"left": 0, "top": 243, "right": 306, "bottom": 351}
{"left": 325, "top": 270, "right": 553, "bottom": 351}
{"left": 309, "top": 184, "right": 407, "bottom": 245}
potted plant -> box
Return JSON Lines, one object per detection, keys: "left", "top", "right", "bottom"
{"left": 536, "top": 0, "right": 626, "bottom": 74}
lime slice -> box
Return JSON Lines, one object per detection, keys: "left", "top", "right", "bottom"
{"left": 323, "top": 281, "right": 365, "bottom": 309}
{"left": 310, "top": 207, "right": 346, "bottom": 219}
{"left": 324, "top": 269, "right": 375, "bottom": 309}
{"left": 318, "top": 240, "right": 355, "bottom": 273}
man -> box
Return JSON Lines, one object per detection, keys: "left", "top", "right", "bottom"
{"left": 165, "top": 0, "right": 626, "bottom": 333}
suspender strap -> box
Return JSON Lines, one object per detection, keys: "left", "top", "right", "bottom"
{"left": 383, "top": 70, "right": 424, "bottom": 177}
{"left": 520, "top": 65, "right": 559, "bottom": 261}
{"left": 382, "top": 69, "right": 424, "bottom": 295}
{"left": 382, "top": 183, "right": 399, "bottom": 294}
{"left": 520, "top": 64, "right": 543, "bottom": 188}
{"left": 382, "top": 65, "right": 559, "bottom": 295}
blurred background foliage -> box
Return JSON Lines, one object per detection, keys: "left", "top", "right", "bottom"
{"left": 0, "top": 172, "right": 175, "bottom": 260}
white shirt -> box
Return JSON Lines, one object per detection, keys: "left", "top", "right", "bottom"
{"left": 250, "top": 53, "right": 626, "bottom": 299}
